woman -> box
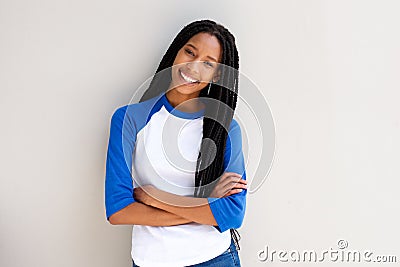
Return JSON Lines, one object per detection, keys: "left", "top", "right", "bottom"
{"left": 105, "top": 19, "right": 248, "bottom": 267}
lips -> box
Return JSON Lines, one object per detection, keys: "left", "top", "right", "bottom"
{"left": 179, "top": 69, "right": 200, "bottom": 84}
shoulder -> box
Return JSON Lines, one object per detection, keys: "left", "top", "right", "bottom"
{"left": 223, "top": 118, "right": 246, "bottom": 173}
{"left": 113, "top": 94, "right": 160, "bottom": 116}
{"left": 111, "top": 93, "right": 163, "bottom": 125}
{"left": 229, "top": 118, "right": 240, "bottom": 131}
{"left": 225, "top": 118, "right": 244, "bottom": 151}
{"left": 227, "top": 118, "right": 243, "bottom": 138}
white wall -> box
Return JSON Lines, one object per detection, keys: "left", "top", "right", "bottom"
{"left": 1, "top": 1, "right": 399, "bottom": 266}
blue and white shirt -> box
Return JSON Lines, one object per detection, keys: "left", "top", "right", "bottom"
{"left": 105, "top": 92, "right": 247, "bottom": 267}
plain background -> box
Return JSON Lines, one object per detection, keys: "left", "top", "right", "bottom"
{"left": 1, "top": 0, "right": 399, "bottom": 266}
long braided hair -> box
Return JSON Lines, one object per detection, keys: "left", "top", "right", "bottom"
{"left": 139, "top": 19, "right": 241, "bottom": 250}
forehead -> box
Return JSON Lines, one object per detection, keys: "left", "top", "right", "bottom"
{"left": 184, "top": 32, "right": 222, "bottom": 62}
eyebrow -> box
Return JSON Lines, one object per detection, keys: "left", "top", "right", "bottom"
{"left": 186, "top": 43, "right": 218, "bottom": 62}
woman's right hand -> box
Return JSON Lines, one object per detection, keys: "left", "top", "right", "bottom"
{"left": 209, "top": 172, "right": 247, "bottom": 198}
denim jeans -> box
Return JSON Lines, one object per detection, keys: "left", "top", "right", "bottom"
{"left": 132, "top": 238, "right": 241, "bottom": 267}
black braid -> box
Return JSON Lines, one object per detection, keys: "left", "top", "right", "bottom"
{"left": 139, "top": 19, "right": 241, "bottom": 250}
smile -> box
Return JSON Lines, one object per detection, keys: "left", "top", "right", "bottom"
{"left": 179, "top": 69, "right": 199, "bottom": 84}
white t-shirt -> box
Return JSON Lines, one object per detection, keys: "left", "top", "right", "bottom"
{"left": 105, "top": 92, "right": 247, "bottom": 266}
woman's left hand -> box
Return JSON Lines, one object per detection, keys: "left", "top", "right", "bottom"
{"left": 134, "top": 185, "right": 157, "bottom": 206}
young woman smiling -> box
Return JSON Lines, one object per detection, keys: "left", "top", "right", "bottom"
{"left": 105, "top": 19, "right": 247, "bottom": 267}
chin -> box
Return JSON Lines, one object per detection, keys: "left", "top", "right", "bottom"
{"left": 173, "top": 86, "right": 202, "bottom": 96}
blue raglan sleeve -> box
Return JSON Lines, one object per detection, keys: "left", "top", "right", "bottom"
{"left": 207, "top": 119, "right": 247, "bottom": 233}
{"left": 105, "top": 106, "right": 137, "bottom": 220}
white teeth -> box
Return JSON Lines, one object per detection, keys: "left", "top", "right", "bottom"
{"left": 180, "top": 70, "right": 198, "bottom": 83}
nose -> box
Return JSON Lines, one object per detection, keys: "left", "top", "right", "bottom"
{"left": 186, "top": 61, "right": 200, "bottom": 75}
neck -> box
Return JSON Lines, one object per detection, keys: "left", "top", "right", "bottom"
{"left": 165, "top": 89, "right": 205, "bottom": 113}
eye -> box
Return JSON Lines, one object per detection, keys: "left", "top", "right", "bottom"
{"left": 185, "top": 48, "right": 194, "bottom": 56}
{"left": 204, "top": 61, "right": 214, "bottom": 68}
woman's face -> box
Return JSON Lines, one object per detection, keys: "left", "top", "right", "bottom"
{"left": 169, "top": 32, "right": 222, "bottom": 95}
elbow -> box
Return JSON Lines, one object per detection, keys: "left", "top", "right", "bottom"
{"left": 230, "top": 210, "right": 246, "bottom": 229}
{"left": 108, "top": 214, "right": 120, "bottom": 225}
{"left": 106, "top": 201, "right": 137, "bottom": 225}
{"left": 226, "top": 214, "right": 244, "bottom": 230}
{"left": 233, "top": 217, "right": 244, "bottom": 229}
{"left": 218, "top": 214, "right": 245, "bottom": 233}
{"left": 106, "top": 200, "right": 137, "bottom": 225}
{"left": 107, "top": 208, "right": 127, "bottom": 225}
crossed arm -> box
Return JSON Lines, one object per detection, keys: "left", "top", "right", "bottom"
{"left": 108, "top": 172, "right": 247, "bottom": 227}
{"left": 106, "top": 108, "right": 247, "bottom": 229}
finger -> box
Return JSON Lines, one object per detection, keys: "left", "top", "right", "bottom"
{"left": 221, "top": 180, "right": 245, "bottom": 192}
{"left": 231, "top": 188, "right": 244, "bottom": 195}
{"left": 216, "top": 176, "right": 242, "bottom": 191}
{"left": 222, "top": 192, "right": 230, "bottom": 197}
{"left": 225, "top": 175, "right": 242, "bottom": 183}
{"left": 235, "top": 178, "right": 247, "bottom": 185}
{"left": 233, "top": 183, "right": 247, "bottom": 189}
{"left": 228, "top": 176, "right": 244, "bottom": 185}
{"left": 224, "top": 188, "right": 244, "bottom": 197}
{"left": 226, "top": 172, "right": 242, "bottom": 179}
{"left": 230, "top": 178, "right": 247, "bottom": 187}
{"left": 221, "top": 172, "right": 242, "bottom": 180}
{"left": 232, "top": 179, "right": 248, "bottom": 188}
{"left": 220, "top": 186, "right": 234, "bottom": 197}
